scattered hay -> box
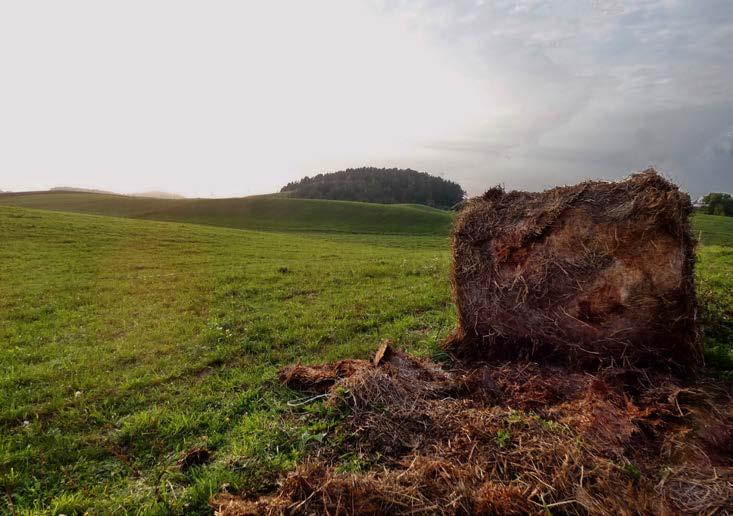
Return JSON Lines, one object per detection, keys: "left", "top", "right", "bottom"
{"left": 212, "top": 346, "right": 732, "bottom": 515}
{"left": 214, "top": 457, "right": 538, "bottom": 516}
{"left": 446, "top": 169, "right": 700, "bottom": 370}
{"left": 279, "top": 359, "right": 370, "bottom": 394}
{"left": 277, "top": 340, "right": 403, "bottom": 395}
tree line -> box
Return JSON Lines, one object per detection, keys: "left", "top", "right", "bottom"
{"left": 280, "top": 167, "right": 465, "bottom": 209}
{"left": 700, "top": 193, "right": 733, "bottom": 216}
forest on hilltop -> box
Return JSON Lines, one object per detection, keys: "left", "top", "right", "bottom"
{"left": 280, "top": 167, "right": 465, "bottom": 209}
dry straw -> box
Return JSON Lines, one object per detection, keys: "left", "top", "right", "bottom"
{"left": 214, "top": 348, "right": 731, "bottom": 515}
{"left": 446, "top": 169, "right": 700, "bottom": 371}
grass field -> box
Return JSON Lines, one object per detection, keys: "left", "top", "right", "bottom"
{"left": 692, "top": 211, "right": 733, "bottom": 246}
{"left": 0, "top": 192, "right": 453, "bottom": 235}
{"left": 0, "top": 205, "right": 454, "bottom": 513}
{"left": 0, "top": 202, "right": 730, "bottom": 514}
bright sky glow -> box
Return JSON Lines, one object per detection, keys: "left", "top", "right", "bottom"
{"left": 1, "top": 1, "right": 731, "bottom": 197}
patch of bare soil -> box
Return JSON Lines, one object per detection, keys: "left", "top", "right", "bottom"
{"left": 211, "top": 345, "right": 732, "bottom": 515}
{"left": 176, "top": 446, "right": 212, "bottom": 471}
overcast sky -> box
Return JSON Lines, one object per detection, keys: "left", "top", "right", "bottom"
{"left": 1, "top": 0, "right": 731, "bottom": 198}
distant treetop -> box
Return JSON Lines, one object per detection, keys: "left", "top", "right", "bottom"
{"left": 280, "top": 167, "right": 465, "bottom": 209}
{"left": 699, "top": 192, "right": 733, "bottom": 217}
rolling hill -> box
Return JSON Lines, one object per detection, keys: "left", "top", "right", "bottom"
{"left": 0, "top": 191, "right": 453, "bottom": 235}
{"left": 1, "top": 191, "right": 730, "bottom": 241}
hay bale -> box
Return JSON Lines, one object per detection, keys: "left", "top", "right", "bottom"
{"left": 446, "top": 169, "right": 700, "bottom": 370}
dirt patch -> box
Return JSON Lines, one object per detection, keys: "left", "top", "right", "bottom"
{"left": 176, "top": 446, "right": 211, "bottom": 471}
{"left": 446, "top": 170, "right": 700, "bottom": 371}
{"left": 212, "top": 346, "right": 732, "bottom": 515}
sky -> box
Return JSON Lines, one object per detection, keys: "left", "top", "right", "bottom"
{"left": 1, "top": 0, "right": 731, "bottom": 198}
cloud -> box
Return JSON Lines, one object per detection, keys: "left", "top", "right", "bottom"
{"left": 710, "top": 128, "right": 733, "bottom": 157}
{"left": 0, "top": 1, "right": 730, "bottom": 197}
{"left": 370, "top": 0, "right": 733, "bottom": 196}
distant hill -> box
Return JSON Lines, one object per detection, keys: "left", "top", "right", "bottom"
{"left": 50, "top": 186, "right": 119, "bottom": 195}
{"left": 281, "top": 167, "right": 465, "bottom": 209}
{"left": 48, "top": 186, "right": 184, "bottom": 199}
{"left": 130, "top": 191, "right": 186, "bottom": 199}
{"left": 0, "top": 191, "right": 453, "bottom": 235}
{"left": 0, "top": 189, "right": 724, "bottom": 241}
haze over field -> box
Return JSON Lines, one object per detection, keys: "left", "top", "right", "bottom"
{"left": 1, "top": 1, "right": 731, "bottom": 198}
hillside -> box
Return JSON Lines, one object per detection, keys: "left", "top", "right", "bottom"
{"left": 48, "top": 187, "right": 183, "bottom": 198}
{"left": 0, "top": 206, "right": 453, "bottom": 513}
{"left": 0, "top": 191, "right": 453, "bottom": 235}
{"left": 1, "top": 191, "right": 728, "bottom": 241}
{"left": 50, "top": 186, "right": 119, "bottom": 195}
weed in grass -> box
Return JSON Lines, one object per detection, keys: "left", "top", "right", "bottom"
{"left": 495, "top": 429, "right": 511, "bottom": 447}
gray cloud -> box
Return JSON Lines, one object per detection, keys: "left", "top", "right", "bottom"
{"left": 710, "top": 128, "right": 733, "bottom": 157}
{"left": 374, "top": 0, "right": 733, "bottom": 197}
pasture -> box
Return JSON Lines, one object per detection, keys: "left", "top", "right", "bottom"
{"left": 0, "top": 198, "right": 730, "bottom": 514}
{"left": 0, "top": 192, "right": 453, "bottom": 235}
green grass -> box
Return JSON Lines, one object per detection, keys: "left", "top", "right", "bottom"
{"left": 0, "top": 191, "right": 453, "bottom": 235}
{"left": 693, "top": 213, "right": 733, "bottom": 246}
{"left": 0, "top": 205, "right": 730, "bottom": 514}
{"left": 0, "top": 206, "right": 454, "bottom": 513}
{"left": 693, "top": 216, "right": 733, "bottom": 372}
{"left": 1, "top": 191, "right": 727, "bottom": 241}
{"left": 697, "top": 245, "right": 733, "bottom": 372}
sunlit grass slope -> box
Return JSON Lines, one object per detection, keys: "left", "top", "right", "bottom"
{"left": 0, "top": 191, "right": 453, "bottom": 234}
{"left": 0, "top": 206, "right": 454, "bottom": 513}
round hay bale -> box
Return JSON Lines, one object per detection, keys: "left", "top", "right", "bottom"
{"left": 446, "top": 169, "right": 700, "bottom": 370}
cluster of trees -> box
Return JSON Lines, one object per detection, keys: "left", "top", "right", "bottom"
{"left": 280, "top": 167, "right": 465, "bottom": 209}
{"left": 700, "top": 193, "right": 733, "bottom": 216}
